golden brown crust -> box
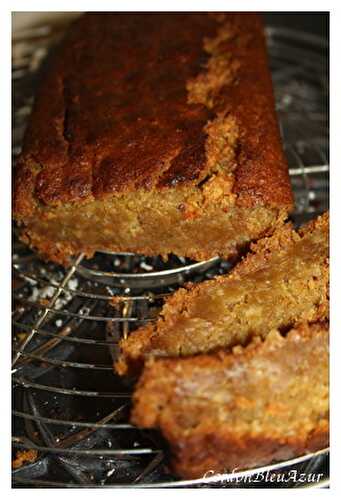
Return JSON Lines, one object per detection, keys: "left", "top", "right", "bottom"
{"left": 131, "top": 322, "right": 329, "bottom": 478}
{"left": 116, "top": 212, "right": 329, "bottom": 375}
{"left": 14, "top": 12, "right": 292, "bottom": 220}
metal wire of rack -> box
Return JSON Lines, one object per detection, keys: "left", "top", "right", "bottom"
{"left": 12, "top": 22, "right": 329, "bottom": 488}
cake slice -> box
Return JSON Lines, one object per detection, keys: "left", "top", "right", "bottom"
{"left": 116, "top": 213, "right": 329, "bottom": 375}
{"left": 13, "top": 13, "right": 293, "bottom": 265}
{"left": 132, "top": 321, "right": 329, "bottom": 478}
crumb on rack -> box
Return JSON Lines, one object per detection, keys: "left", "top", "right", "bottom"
{"left": 12, "top": 449, "right": 38, "bottom": 469}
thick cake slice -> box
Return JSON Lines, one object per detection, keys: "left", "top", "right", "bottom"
{"left": 13, "top": 13, "right": 293, "bottom": 264}
{"left": 116, "top": 213, "right": 329, "bottom": 375}
{"left": 132, "top": 322, "right": 329, "bottom": 478}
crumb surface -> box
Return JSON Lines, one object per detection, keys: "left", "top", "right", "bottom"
{"left": 12, "top": 449, "right": 38, "bottom": 469}
{"left": 116, "top": 212, "right": 329, "bottom": 375}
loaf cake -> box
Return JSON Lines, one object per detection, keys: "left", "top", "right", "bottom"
{"left": 13, "top": 13, "right": 293, "bottom": 265}
{"left": 132, "top": 321, "right": 329, "bottom": 478}
{"left": 116, "top": 212, "right": 329, "bottom": 375}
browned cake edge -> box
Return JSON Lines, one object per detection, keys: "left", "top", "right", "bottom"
{"left": 115, "top": 212, "right": 329, "bottom": 376}
{"left": 131, "top": 322, "right": 329, "bottom": 479}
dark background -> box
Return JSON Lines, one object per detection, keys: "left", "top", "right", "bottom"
{"left": 264, "top": 12, "right": 329, "bottom": 41}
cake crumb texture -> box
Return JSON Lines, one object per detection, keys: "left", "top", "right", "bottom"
{"left": 116, "top": 212, "right": 329, "bottom": 375}
{"left": 132, "top": 321, "right": 329, "bottom": 478}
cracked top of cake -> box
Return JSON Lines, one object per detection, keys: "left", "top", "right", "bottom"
{"left": 14, "top": 12, "right": 293, "bottom": 217}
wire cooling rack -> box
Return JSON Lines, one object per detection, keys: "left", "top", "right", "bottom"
{"left": 12, "top": 22, "right": 329, "bottom": 488}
